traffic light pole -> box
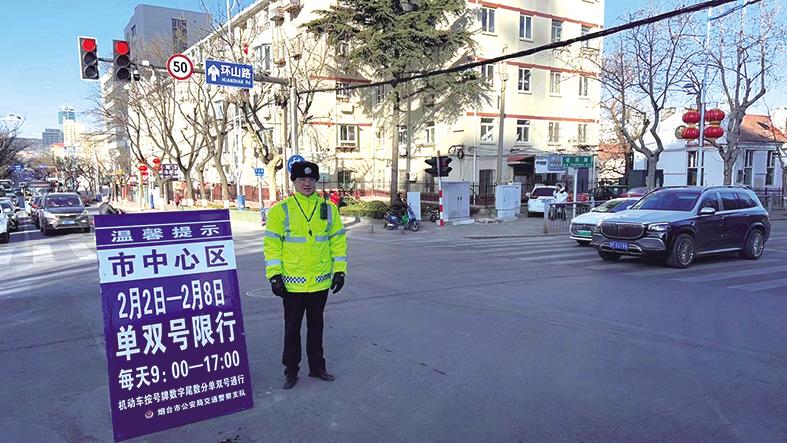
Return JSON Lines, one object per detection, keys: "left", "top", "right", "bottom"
{"left": 437, "top": 150, "right": 444, "bottom": 229}
{"left": 96, "top": 57, "right": 290, "bottom": 86}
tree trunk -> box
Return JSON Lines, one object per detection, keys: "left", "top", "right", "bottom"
{"left": 646, "top": 154, "right": 658, "bottom": 189}
{"left": 389, "top": 89, "right": 400, "bottom": 205}
{"left": 195, "top": 167, "right": 208, "bottom": 202}
{"left": 182, "top": 170, "right": 194, "bottom": 201}
{"left": 723, "top": 156, "right": 736, "bottom": 186}
{"left": 213, "top": 151, "right": 230, "bottom": 201}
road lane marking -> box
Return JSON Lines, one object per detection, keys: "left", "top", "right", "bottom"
{"left": 71, "top": 241, "right": 97, "bottom": 260}
{"left": 676, "top": 264, "right": 787, "bottom": 283}
{"left": 32, "top": 243, "right": 54, "bottom": 261}
{"left": 624, "top": 258, "right": 779, "bottom": 277}
{"left": 728, "top": 277, "right": 787, "bottom": 291}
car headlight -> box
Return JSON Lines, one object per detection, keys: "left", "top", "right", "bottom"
{"left": 44, "top": 211, "right": 58, "bottom": 220}
{"left": 648, "top": 223, "right": 670, "bottom": 232}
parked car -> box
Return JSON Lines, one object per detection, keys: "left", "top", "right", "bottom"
{"left": 0, "top": 200, "right": 18, "bottom": 232}
{"left": 569, "top": 198, "right": 639, "bottom": 245}
{"left": 592, "top": 186, "right": 770, "bottom": 268}
{"left": 0, "top": 207, "right": 10, "bottom": 243}
{"left": 38, "top": 192, "right": 91, "bottom": 235}
{"left": 526, "top": 185, "right": 559, "bottom": 217}
{"left": 587, "top": 185, "right": 630, "bottom": 201}
{"left": 30, "top": 196, "right": 43, "bottom": 226}
{"left": 622, "top": 186, "right": 650, "bottom": 198}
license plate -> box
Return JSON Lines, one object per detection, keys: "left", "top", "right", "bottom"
{"left": 61, "top": 220, "right": 75, "bottom": 225}
{"left": 609, "top": 241, "right": 629, "bottom": 251}
{"left": 577, "top": 230, "right": 592, "bottom": 237}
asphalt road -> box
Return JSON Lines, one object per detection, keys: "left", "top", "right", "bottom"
{"left": 2, "top": 213, "right": 787, "bottom": 442}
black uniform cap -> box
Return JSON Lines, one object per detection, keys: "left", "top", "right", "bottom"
{"left": 291, "top": 161, "right": 319, "bottom": 181}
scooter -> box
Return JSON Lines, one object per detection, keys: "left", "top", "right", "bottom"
{"left": 384, "top": 203, "right": 420, "bottom": 232}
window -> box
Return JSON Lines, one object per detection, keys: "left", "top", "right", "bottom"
{"left": 425, "top": 121, "right": 435, "bottom": 145}
{"left": 337, "top": 42, "right": 349, "bottom": 59}
{"left": 398, "top": 125, "right": 409, "bottom": 146}
{"left": 171, "top": 18, "right": 188, "bottom": 52}
{"left": 336, "top": 82, "right": 351, "bottom": 100}
{"left": 481, "top": 64, "right": 494, "bottom": 86}
{"left": 517, "top": 68, "right": 531, "bottom": 92}
{"left": 743, "top": 150, "right": 754, "bottom": 185}
{"left": 481, "top": 7, "right": 495, "bottom": 33}
{"left": 256, "top": 44, "right": 271, "bottom": 72}
{"left": 519, "top": 14, "right": 533, "bottom": 40}
{"left": 581, "top": 26, "right": 591, "bottom": 48}
{"left": 516, "top": 119, "right": 530, "bottom": 143}
{"left": 698, "top": 192, "right": 720, "bottom": 211}
{"left": 577, "top": 124, "right": 588, "bottom": 144}
{"left": 338, "top": 124, "right": 358, "bottom": 147}
{"left": 549, "top": 72, "right": 561, "bottom": 95}
{"left": 548, "top": 122, "right": 560, "bottom": 143}
{"left": 374, "top": 85, "right": 385, "bottom": 106}
{"left": 687, "top": 151, "right": 699, "bottom": 186}
{"left": 632, "top": 189, "right": 702, "bottom": 211}
{"left": 720, "top": 191, "right": 741, "bottom": 211}
{"left": 480, "top": 118, "right": 495, "bottom": 144}
{"left": 578, "top": 76, "right": 589, "bottom": 97}
{"left": 338, "top": 170, "right": 353, "bottom": 187}
{"left": 213, "top": 100, "right": 224, "bottom": 119}
{"left": 736, "top": 192, "right": 758, "bottom": 209}
{"left": 130, "top": 25, "right": 136, "bottom": 37}
{"left": 766, "top": 151, "right": 778, "bottom": 186}
{"left": 551, "top": 20, "right": 563, "bottom": 42}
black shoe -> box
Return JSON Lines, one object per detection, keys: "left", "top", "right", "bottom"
{"left": 282, "top": 376, "right": 298, "bottom": 389}
{"left": 308, "top": 370, "right": 335, "bottom": 382}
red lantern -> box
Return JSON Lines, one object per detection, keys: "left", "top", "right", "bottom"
{"left": 138, "top": 164, "right": 148, "bottom": 172}
{"left": 682, "top": 109, "right": 701, "bottom": 125}
{"left": 705, "top": 108, "right": 725, "bottom": 123}
{"left": 152, "top": 157, "right": 162, "bottom": 165}
{"left": 682, "top": 126, "right": 700, "bottom": 140}
{"left": 153, "top": 164, "right": 161, "bottom": 172}
{"left": 704, "top": 125, "right": 724, "bottom": 139}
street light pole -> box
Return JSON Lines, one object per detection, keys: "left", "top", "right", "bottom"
{"left": 495, "top": 45, "right": 508, "bottom": 186}
{"left": 697, "top": 7, "right": 713, "bottom": 187}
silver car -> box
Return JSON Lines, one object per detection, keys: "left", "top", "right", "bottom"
{"left": 39, "top": 193, "right": 91, "bottom": 235}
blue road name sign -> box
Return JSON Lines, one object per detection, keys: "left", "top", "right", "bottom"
{"left": 287, "top": 155, "right": 305, "bottom": 173}
{"left": 254, "top": 168, "right": 265, "bottom": 177}
{"left": 205, "top": 60, "right": 254, "bottom": 89}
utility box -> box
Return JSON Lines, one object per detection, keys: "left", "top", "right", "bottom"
{"left": 441, "top": 181, "right": 470, "bottom": 221}
{"left": 407, "top": 191, "right": 421, "bottom": 220}
{"left": 495, "top": 182, "right": 522, "bottom": 220}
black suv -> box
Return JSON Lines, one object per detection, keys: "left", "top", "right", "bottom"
{"left": 591, "top": 186, "right": 770, "bottom": 268}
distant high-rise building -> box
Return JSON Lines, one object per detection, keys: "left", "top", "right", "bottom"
{"left": 58, "top": 105, "right": 76, "bottom": 125}
{"left": 42, "top": 128, "right": 64, "bottom": 146}
{"left": 124, "top": 5, "right": 212, "bottom": 63}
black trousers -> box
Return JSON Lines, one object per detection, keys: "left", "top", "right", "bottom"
{"left": 282, "top": 290, "right": 329, "bottom": 377}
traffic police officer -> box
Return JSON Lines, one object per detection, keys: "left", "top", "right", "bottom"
{"left": 264, "top": 161, "right": 348, "bottom": 389}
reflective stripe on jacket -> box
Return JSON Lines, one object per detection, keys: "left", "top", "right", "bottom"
{"left": 263, "top": 192, "right": 347, "bottom": 292}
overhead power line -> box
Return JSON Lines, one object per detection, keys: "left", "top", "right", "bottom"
{"left": 301, "top": 0, "right": 762, "bottom": 95}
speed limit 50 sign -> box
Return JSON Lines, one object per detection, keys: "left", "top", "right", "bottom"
{"left": 167, "top": 53, "right": 194, "bottom": 81}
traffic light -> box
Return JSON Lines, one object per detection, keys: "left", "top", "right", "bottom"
{"left": 424, "top": 156, "right": 452, "bottom": 177}
{"left": 78, "top": 36, "right": 99, "bottom": 80}
{"left": 113, "top": 40, "right": 131, "bottom": 82}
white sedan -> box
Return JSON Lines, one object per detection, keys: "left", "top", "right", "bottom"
{"left": 569, "top": 198, "right": 639, "bottom": 245}
{"left": 526, "top": 186, "right": 559, "bottom": 217}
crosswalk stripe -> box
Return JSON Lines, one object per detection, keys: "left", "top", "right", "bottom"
{"left": 70, "top": 241, "right": 96, "bottom": 260}
{"left": 623, "top": 258, "right": 779, "bottom": 277}
{"left": 676, "top": 264, "right": 787, "bottom": 284}
{"left": 515, "top": 250, "right": 595, "bottom": 262}
{"left": 32, "top": 244, "right": 54, "bottom": 261}
{"left": 0, "top": 244, "right": 16, "bottom": 266}
{"left": 728, "top": 277, "right": 787, "bottom": 291}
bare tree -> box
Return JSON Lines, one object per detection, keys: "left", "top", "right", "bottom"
{"left": 688, "top": 3, "right": 784, "bottom": 185}
{"left": 594, "top": 5, "right": 697, "bottom": 189}
{"left": 0, "top": 118, "right": 26, "bottom": 176}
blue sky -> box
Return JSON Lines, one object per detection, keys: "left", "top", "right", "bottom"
{"left": 0, "top": 0, "right": 764, "bottom": 138}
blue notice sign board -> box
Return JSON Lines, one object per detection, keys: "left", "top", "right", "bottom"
{"left": 254, "top": 168, "right": 265, "bottom": 177}
{"left": 205, "top": 60, "right": 253, "bottom": 89}
{"left": 287, "top": 155, "right": 305, "bottom": 173}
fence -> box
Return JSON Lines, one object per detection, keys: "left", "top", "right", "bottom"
{"left": 543, "top": 200, "right": 602, "bottom": 234}
{"left": 756, "top": 194, "right": 786, "bottom": 214}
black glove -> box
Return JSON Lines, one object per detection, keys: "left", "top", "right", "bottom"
{"left": 330, "top": 272, "right": 345, "bottom": 294}
{"left": 270, "top": 275, "right": 287, "bottom": 298}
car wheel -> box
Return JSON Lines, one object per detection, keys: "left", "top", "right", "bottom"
{"left": 576, "top": 240, "right": 591, "bottom": 246}
{"left": 739, "top": 229, "right": 765, "bottom": 260}
{"left": 0, "top": 232, "right": 8, "bottom": 243}
{"left": 82, "top": 226, "right": 91, "bottom": 234}
{"left": 666, "top": 233, "right": 695, "bottom": 268}
{"left": 598, "top": 250, "right": 621, "bottom": 261}
{"left": 42, "top": 224, "right": 50, "bottom": 236}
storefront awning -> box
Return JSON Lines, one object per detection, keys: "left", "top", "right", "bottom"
{"left": 507, "top": 154, "right": 534, "bottom": 165}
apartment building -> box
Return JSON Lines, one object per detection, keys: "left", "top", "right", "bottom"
{"left": 177, "top": 0, "right": 604, "bottom": 200}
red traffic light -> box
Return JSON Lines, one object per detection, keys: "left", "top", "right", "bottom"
{"left": 81, "top": 38, "right": 96, "bottom": 52}
{"left": 114, "top": 40, "right": 130, "bottom": 55}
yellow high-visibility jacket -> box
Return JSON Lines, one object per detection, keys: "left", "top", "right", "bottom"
{"left": 263, "top": 192, "right": 347, "bottom": 292}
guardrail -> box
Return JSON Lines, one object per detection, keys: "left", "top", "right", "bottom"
{"left": 756, "top": 194, "right": 786, "bottom": 214}
{"left": 542, "top": 200, "right": 601, "bottom": 234}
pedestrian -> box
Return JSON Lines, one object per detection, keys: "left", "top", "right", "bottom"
{"left": 263, "top": 161, "right": 348, "bottom": 390}
{"left": 330, "top": 190, "right": 340, "bottom": 207}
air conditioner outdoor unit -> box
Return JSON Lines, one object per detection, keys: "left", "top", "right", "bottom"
{"left": 340, "top": 103, "right": 354, "bottom": 114}
{"left": 271, "top": 7, "right": 285, "bottom": 23}
{"left": 284, "top": 0, "right": 302, "bottom": 12}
